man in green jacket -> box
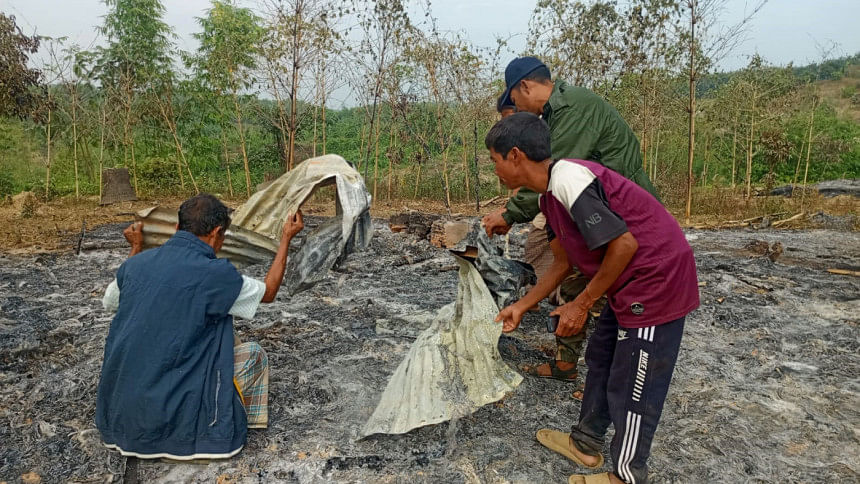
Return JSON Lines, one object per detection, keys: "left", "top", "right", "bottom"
{"left": 483, "top": 56, "right": 659, "bottom": 382}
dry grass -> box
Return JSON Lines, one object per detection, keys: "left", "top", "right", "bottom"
{"left": 815, "top": 73, "right": 860, "bottom": 123}
{"left": 1, "top": 188, "right": 856, "bottom": 253}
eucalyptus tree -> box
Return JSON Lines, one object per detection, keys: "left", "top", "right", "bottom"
{"left": 731, "top": 55, "right": 796, "bottom": 199}
{"left": 192, "top": 0, "right": 264, "bottom": 196}
{"left": 260, "top": 0, "right": 340, "bottom": 169}
{"left": 350, "top": 0, "right": 410, "bottom": 187}
{"left": 679, "top": 0, "right": 766, "bottom": 222}
{"left": 91, "top": 0, "right": 174, "bottom": 195}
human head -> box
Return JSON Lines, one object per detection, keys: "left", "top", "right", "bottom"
{"left": 484, "top": 112, "right": 551, "bottom": 189}
{"left": 496, "top": 93, "right": 516, "bottom": 118}
{"left": 177, "top": 193, "right": 232, "bottom": 251}
{"left": 501, "top": 56, "right": 554, "bottom": 115}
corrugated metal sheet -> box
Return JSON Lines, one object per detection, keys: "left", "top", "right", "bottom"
{"left": 136, "top": 154, "right": 373, "bottom": 291}
{"left": 363, "top": 255, "right": 523, "bottom": 436}
{"left": 136, "top": 206, "right": 278, "bottom": 266}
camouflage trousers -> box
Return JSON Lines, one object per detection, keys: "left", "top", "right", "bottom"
{"left": 524, "top": 219, "right": 602, "bottom": 364}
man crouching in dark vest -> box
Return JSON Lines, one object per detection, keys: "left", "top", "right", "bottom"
{"left": 96, "top": 193, "right": 304, "bottom": 460}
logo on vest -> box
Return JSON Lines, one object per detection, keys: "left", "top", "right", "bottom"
{"left": 631, "top": 302, "right": 644, "bottom": 315}
{"left": 617, "top": 329, "right": 628, "bottom": 341}
{"left": 586, "top": 213, "right": 602, "bottom": 226}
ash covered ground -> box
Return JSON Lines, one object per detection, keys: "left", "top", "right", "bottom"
{"left": 1, "top": 218, "right": 858, "bottom": 483}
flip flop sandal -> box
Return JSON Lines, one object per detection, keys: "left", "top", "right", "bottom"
{"left": 569, "top": 472, "right": 612, "bottom": 484}
{"left": 536, "top": 429, "right": 604, "bottom": 469}
{"left": 521, "top": 361, "right": 578, "bottom": 381}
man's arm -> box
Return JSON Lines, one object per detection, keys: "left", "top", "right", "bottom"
{"left": 124, "top": 222, "right": 144, "bottom": 257}
{"left": 482, "top": 189, "right": 541, "bottom": 238}
{"left": 103, "top": 222, "right": 145, "bottom": 312}
{"left": 501, "top": 188, "right": 541, "bottom": 225}
{"left": 261, "top": 211, "right": 304, "bottom": 303}
{"left": 552, "top": 232, "right": 638, "bottom": 337}
{"left": 219, "top": 212, "right": 305, "bottom": 320}
{"left": 495, "top": 237, "right": 572, "bottom": 332}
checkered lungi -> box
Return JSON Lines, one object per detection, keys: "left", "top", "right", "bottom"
{"left": 233, "top": 341, "right": 269, "bottom": 429}
{"left": 524, "top": 216, "right": 589, "bottom": 365}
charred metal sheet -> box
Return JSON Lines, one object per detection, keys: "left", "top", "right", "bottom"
{"left": 136, "top": 206, "right": 278, "bottom": 266}
{"left": 363, "top": 255, "right": 524, "bottom": 437}
{"left": 136, "top": 154, "right": 372, "bottom": 291}
{"left": 231, "top": 154, "right": 371, "bottom": 245}
{"left": 231, "top": 154, "right": 372, "bottom": 294}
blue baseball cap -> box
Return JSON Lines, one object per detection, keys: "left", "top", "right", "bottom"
{"left": 500, "top": 56, "right": 547, "bottom": 108}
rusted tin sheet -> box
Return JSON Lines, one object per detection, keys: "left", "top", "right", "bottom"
{"left": 136, "top": 206, "right": 278, "bottom": 266}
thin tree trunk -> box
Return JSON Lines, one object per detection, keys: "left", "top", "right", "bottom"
{"left": 130, "top": 139, "right": 138, "bottom": 196}
{"left": 231, "top": 88, "right": 252, "bottom": 197}
{"left": 387, "top": 127, "right": 396, "bottom": 200}
{"left": 45, "top": 106, "right": 52, "bottom": 198}
{"left": 71, "top": 90, "right": 79, "bottom": 199}
{"left": 98, "top": 106, "right": 105, "bottom": 200}
{"left": 413, "top": 162, "right": 421, "bottom": 200}
{"left": 473, "top": 120, "right": 480, "bottom": 211}
{"left": 156, "top": 92, "right": 186, "bottom": 191}
{"left": 792, "top": 140, "right": 804, "bottom": 189}
{"left": 462, "top": 128, "right": 469, "bottom": 200}
{"left": 730, "top": 110, "right": 738, "bottom": 188}
{"left": 800, "top": 99, "right": 816, "bottom": 209}
{"left": 312, "top": 102, "right": 318, "bottom": 158}
{"left": 652, "top": 130, "right": 661, "bottom": 182}
{"left": 288, "top": 0, "right": 303, "bottom": 170}
{"left": 373, "top": 118, "right": 380, "bottom": 202}
{"left": 357, "top": 115, "right": 367, "bottom": 172}
{"left": 165, "top": 116, "right": 198, "bottom": 194}
{"left": 321, "top": 69, "right": 327, "bottom": 154}
{"left": 701, "top": 133, "right": 710, "bottom": 187}
{"left": 222, "top": 128, "right": 234, "bottom": 198}
{"left": 684, "top": 0, "right": 696, "bottom": 224}
{"left": 745, "top": 97, "right": 755, "bottom": 200}
{"left": 267, "top": 67, "right": 290, "bottom": 170}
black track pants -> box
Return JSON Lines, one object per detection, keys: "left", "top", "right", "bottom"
{"left": 570, "top": 306, "right": 685, "bottom": 484}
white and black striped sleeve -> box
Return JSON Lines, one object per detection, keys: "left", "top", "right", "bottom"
{"left": 570, "top": 179, "right": 628, "bottom": 250}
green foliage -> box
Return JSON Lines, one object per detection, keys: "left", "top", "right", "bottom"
{"left": 191, "top": 1, "right": 263, "bottom": 93}
{"left": 0, "top": 13, "right": 43, "bottom": 118}
{"left": 0, "top": 1, "right": 857, "bottom": 210}
{"left": 92, "top": 0, "right": 174, "bottom": 90}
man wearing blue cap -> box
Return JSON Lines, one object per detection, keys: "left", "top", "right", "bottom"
{"left": 482, "top": 56, "right": 659, "bottom": 383}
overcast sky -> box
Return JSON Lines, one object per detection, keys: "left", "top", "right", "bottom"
{"left": 4, "top": 0, "right": 859, "bottom": 106}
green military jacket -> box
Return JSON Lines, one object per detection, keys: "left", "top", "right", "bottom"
{"left": 502, "top": 80, "right": 659, "bottom": 225}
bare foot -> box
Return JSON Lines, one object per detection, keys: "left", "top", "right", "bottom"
{"left": 567, "top": 436, "right": 601, "bottom": 468}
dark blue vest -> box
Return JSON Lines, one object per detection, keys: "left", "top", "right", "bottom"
{"left": 96, "top": 231, "right": 246, "bottom": 458}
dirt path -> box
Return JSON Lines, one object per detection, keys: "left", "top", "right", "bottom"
{"left": 0, "top": 221, "right": 857, "bottom": 483}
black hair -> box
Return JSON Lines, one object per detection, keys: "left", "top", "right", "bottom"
{"left": 484, "top": 112, "right": 551, "bottom": 162}
{"left": 177, "top": 193, "right": 232, "bottom": 236}
{"left": 496, "top": 93, "right": 515, "bottom": 113}
{"left": 519, "top": 65, "right": 552, "bottom": 85}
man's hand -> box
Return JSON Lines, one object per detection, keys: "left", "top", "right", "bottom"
{"left": 482, "top": 208, "right": 512, "bottom": 238}
{"left": 495, "top": 302, "right": 526, "bottom": 333}
{"left": 281, "top": 210, "right": 304, "bottom": 241}
{"left": 551, "top": 287, "right": 598, "bottom": 337}
{"left": 123, "top": 222, "right": 144, "bottom": 257}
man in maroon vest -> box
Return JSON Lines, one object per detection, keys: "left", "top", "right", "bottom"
{"left": 487, "top": 113, "right": 699, "bottom": 484}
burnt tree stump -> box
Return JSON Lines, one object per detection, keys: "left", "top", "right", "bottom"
{"left": 100, "top": 168, "right": 137, "bottom": 205}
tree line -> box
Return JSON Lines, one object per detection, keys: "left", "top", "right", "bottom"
{"left": 1, "top": 0, "right": 858, "bottom": 217}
